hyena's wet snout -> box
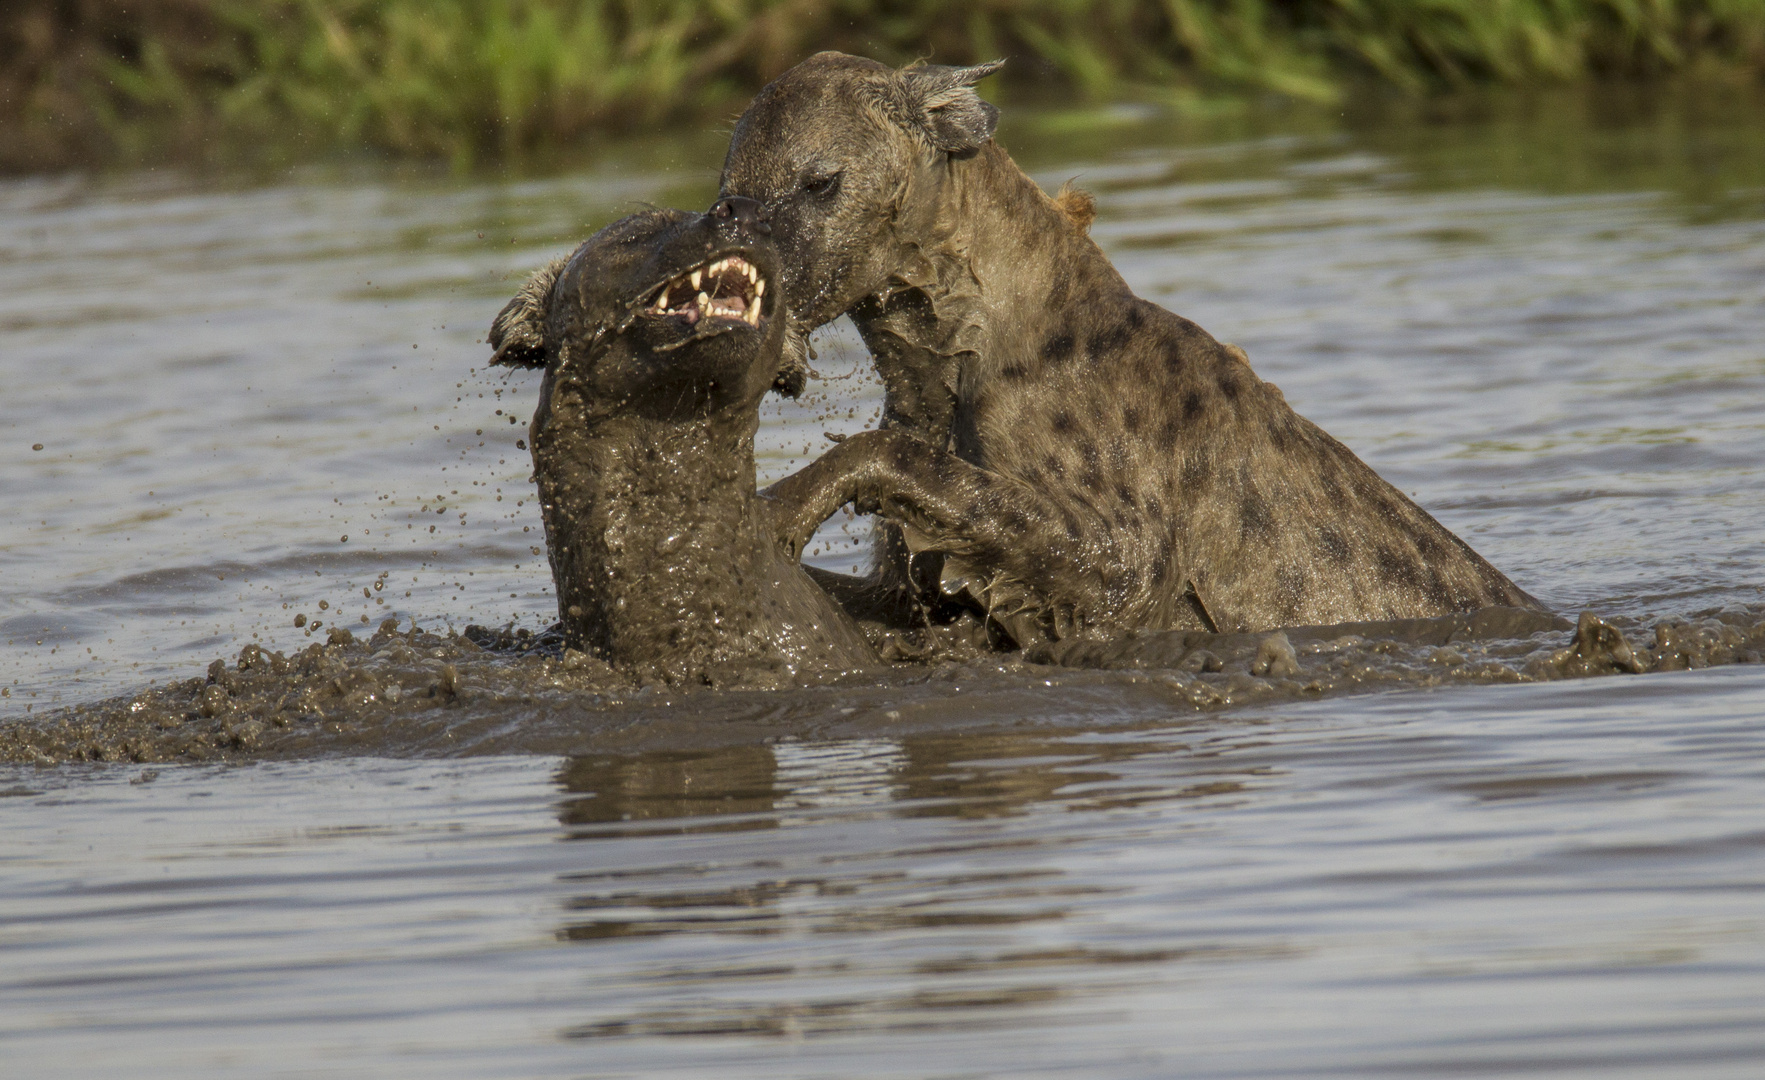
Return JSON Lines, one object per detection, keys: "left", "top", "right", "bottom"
{"left": 709, "top": 195, "right": 770, "bottom": 236}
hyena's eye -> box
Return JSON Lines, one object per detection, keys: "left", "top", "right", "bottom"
{"left": 800, "top": 171, "right": 842, "bottom": 198}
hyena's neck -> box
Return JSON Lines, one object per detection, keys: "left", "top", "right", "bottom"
{"left": 944, "top": 145, "right": 1131, "bottom": 361}
{"left": 851, "top": 143, "right": 1129, "bottom": 451}
{"left": 533, "top": 404, "right": 772, "bottom": 667}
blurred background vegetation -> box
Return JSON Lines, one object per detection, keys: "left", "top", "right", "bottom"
{"left": 4, "top": 0, "right": 1764, "bottom": 173}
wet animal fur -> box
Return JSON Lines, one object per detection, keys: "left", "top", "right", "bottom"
{"left": 488, "top": 208, "right": 877, "bottom": 684}
{"left": 722, "top": 52, "right": 1543, "bottom": 642}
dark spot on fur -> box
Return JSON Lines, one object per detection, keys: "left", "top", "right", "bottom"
{"left": 1145, "top": 495, "right": 1163, "bottom": 520}
{"left": 1127, "top": 306, "right": 1145, "bottom": 330}
{"left": 1317, "top": 526, "right": 1352, "bottom": 565}
{"left": 1152, "top": 535, "right": 1174, "bottom": 585}
{"left": 1219, "top": 373, "right": 1241, "bottom": 400}
{"left": 1079, "top": 440, "right": 1100, "bottom": 468}
{"left": 1080, "top": 468, "right": 1103, "bottom": 491}
{"left": 1158, "top": 418, "right": 1180, "bottom": 452}
{"left": 1001, "top": 363, "right": 1030, "bottom": 380}
{"left": 1423, "top": 565, "right": 1454, "bottom": 608}
{"left": 1182, "top": 392, "right": 1205, "bottom": 421}
{"left": 1088, "top": 322, "right": 1131, "bottom": 358}
{"left": 1165, "top": 345, "right": 1186, "bottom": 373}
{"left": 1044, "top": 455, "right": 1066, "bottom": 477}
{"left": 1240, "top": 489, "right": 1272, "bottom": 539}
{"left": 1180, "top": 454, "right": 1209, "bottom": 491}
{"left": 1123, "top": 405, "right": 1143, "bottom": 432}
{"left": 1376, "top": 545, "right": 1425, "bottom": 591}
{"left": 1114, "top": 483, "right": 1137, "bottom": 508}
{"left": 1052, "top": 410, "right": 1075, "bottom": 433}
{"left": 1062, "top": 513, "right": 1082, "bottom": 541}
{"left": 1041, "top": 331, "right": 1075, "bottom": 363}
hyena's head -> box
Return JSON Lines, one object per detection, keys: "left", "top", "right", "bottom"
{"left": 718, "top": 52, "right": 1004, "bottom": 367}
{"left": 487, "top": 199, "right": 793, "bottom": 423}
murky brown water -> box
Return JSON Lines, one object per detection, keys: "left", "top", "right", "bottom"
{"left": 4, "top": 88, "right": 1765, "bottom": 1075}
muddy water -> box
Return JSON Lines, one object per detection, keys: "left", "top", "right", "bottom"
{"left": 5, "top": 89, "right": 1765, "bottom": 1074}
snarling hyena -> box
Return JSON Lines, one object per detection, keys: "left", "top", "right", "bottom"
{"left": 488, "top": 200, "right": 877, "bottom": 684}
{"left": 722, "top": 52, "right": 1543, "bottom": 644}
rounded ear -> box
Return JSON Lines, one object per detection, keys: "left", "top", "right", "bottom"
{"left": 899, "top": 59, "right": 1005, "bottom": 154}
{"left": 488, "top": 254, "right": 568, "bottom": 367}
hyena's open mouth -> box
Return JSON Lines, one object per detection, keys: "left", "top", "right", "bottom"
{"left": 642, "top": 254, "right": 765, "bottom": 327}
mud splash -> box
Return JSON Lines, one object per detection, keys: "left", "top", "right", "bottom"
{"left": 9, "top": 605, "right": 1761, "bottom": 766}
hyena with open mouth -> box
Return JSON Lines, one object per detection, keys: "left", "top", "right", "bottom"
{"left": 490, "top": 199, "right": 877, "bottom": 685}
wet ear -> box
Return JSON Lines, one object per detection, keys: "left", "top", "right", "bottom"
{"left": 488, "top": 255, "right": 568, "bottom": 367}
{"left": 899, "top": 59, "right": 1005, "bottom": 154}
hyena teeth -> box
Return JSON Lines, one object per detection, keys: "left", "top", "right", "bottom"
{"left": 754, "top": 278, "right": 765, "bottom": 297}
{"left": 690, "top": 269, "right": 702, "bottom": 290}
{"left": 697, "top": 291, "right": 709, "bottom": 309}
{"left": 746, "top": 297, "right": 761, "bottom": 325}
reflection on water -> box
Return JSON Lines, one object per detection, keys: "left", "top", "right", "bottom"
{"left": 5, "top": 85, "right": 1765, "bottom": 1077}
{"left": 557, "top": 748, "right": 783, "bottom": 834}
{"left": 549, "top": 726, "right": 1285, "bottom": 1042}
{"left": 5, "top": 667, "right": 1765, "bottom": 1076}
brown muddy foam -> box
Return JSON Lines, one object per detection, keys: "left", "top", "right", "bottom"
{"left": 6, "top": 605, "right": 1764, "bottom": 766}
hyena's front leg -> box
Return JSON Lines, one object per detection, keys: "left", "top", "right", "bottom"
{"left": 761, "top": 429, "right": 1113, "bottom": 630}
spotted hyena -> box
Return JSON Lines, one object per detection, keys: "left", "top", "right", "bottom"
{"left": 722, "top": 52, "right": 1543, "bottom": 644}
{"left": 488, "top": 199, "right": 876, "bottom": 684}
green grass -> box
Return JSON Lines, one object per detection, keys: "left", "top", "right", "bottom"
{"left": 4, "top": 0, "right": 1764, "bottom": 171}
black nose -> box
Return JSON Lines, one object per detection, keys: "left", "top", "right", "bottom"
{"left": 710, "top": 195, "right": 770, "bottom": 235}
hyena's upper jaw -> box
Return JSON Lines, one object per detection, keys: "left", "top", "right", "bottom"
{"left": 640, "top": 253, "right": 768, "bottom": 328}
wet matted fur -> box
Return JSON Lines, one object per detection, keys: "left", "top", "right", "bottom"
{"left": 489, "top": 204, "right": 877, "bottom": 684}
